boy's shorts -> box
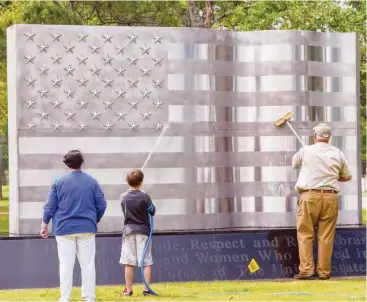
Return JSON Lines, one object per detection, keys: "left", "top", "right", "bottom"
{"left": 119, "top": 234, "right": 153, "bottom": 267}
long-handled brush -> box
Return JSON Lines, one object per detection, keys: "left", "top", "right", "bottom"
{"left": 274, "top": 111, "right": 305, "bottom": 147}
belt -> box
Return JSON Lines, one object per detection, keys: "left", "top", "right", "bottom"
{"left": 302, "top": 189, "right": 337, "bottom": 194}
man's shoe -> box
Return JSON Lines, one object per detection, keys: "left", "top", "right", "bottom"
{"left": 318, "top": 275, "right": 330, "bottom": 280}
{"left": 143, "top": 290, "right": 153, "bottom": 296}
{"left": 293, "top": 274, "right": 315, "bottom": 280}
{"left": 123, "top": 288, "right": 133, "bottom": 296}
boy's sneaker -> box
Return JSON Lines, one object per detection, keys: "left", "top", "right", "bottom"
{"left": 143, "top": 290, "right": 153, "bottom": 296}
{"left": 123, "top": 288, "right": 133, "bottom": 296}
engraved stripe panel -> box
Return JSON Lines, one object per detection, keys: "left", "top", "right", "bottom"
{"left": 19, "top": 168, "right": 185, "bottom": 187}
{"left": 168, "top": 105, "right": 357, "bottom": 123}
{"left": 18, "top": 181, "right": 357, "bottom": 202}
{"left": 168, "top": 44, "right": 356, "bottom": 64}
{"left": 17, "top": 151, "right": 359, "bottom": 170}
{"left": 18, "top": 194, "right": 359, "bottom": 220}
{"left": 18, "top": 137, "right": 184, "bottom": 154}
{"left": 168, "top": 60, "right": 356, "bottom": 77}
{"left": 197, "top": 166, "right": 358, "bottom": 182}
{"left": 19, "top": 199, "right": 187, "bottom": 219}
{"left": 19, "top": 209, "right": 360, "bottom": 235}
{"left": 167, "top": 75, "right": 356, "bottom": 93}
{"left": 163, "top": 91, "right": 358, "bottom": 107}
{"left": 18, "top": 135, "right": 358, "bottom": 153}
{"left": 17, "top": 197, "right": 357, "bottom": 217}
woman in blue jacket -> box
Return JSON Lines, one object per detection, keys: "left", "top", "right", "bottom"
{"left": 40, "top": 150, "right": 107, "bottom": 302}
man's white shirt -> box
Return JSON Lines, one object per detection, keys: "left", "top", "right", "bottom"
{"left": 292, "top": 142, "right": 352, "bottom": 193}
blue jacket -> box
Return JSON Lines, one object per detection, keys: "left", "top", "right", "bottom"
{"left": 42, "top": 170, "right": 107, "bottom": 236}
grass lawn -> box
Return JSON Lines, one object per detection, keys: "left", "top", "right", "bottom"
{"left": 0, "top": 185, "right": 8, "bottom": 200}
{"left": 0, "top": 215, "right": 8, "bottom": 236}
{"left": 0, "top": 186, "right": 9, "bottom": 235}
{"left": 0, "top": 204, "right": 8, "bottom": 213}
{"left": 0, "top": 279, "right": 365, "bottom": 301}
{"left": 0, "top": 185, "right": 8, "bottom": 210}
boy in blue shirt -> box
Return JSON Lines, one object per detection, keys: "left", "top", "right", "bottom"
{"left": 119, "top": 169, "right": 156, "bottom": 296}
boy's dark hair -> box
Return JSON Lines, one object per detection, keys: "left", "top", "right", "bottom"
{"left": 63, "top": 150, "right": 84, "bottom": 169}
{"left": 126, "top": 169, "right": 144, "bottom": 187}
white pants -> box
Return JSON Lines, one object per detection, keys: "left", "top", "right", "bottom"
{"left": 56, "top": 233, "right": 96, "bottom": 302}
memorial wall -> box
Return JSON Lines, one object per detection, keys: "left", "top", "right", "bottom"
{"left": 0, "top": 228, "right": 365, "bottom": 289}
{"left": 7, "top": 25, "right": 361, "bottom": 235}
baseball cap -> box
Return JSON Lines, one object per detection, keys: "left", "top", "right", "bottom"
{"left": 313, "top": 123, "right": 331, "bottom": 138}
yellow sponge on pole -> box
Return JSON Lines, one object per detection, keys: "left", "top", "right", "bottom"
{"left": 274, "top": 111, "right": 294, "bottom": 127}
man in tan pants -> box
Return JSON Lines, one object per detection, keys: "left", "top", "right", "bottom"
{"left": 292, "top": 123, "right": 352, "bottom": 280}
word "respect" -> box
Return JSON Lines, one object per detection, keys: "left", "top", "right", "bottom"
{"left": 190, "top": 239, "right": 246, "bottom": 251}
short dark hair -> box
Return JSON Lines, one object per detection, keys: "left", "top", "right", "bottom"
{"left": 126, "top": 169, "right": 144, "bottom": 187}
{"left": 63, "top": 150, "right": 84, "bottom": 169}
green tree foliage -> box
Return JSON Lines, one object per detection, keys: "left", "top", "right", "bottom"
{"left": 0, "top": 0, "right": 365, "bottom": 177}
{"left": 69, "top": 1, "right": 188, "bottom": 27}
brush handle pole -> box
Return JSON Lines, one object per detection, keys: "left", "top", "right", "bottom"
{"left": 286, "top": 121, "right": 305, "bottom": 147}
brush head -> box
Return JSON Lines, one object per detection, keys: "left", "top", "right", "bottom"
{"left": 274, "top": 111, "right": 294, "bottom": 127}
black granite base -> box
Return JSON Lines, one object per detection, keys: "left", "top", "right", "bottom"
{"left": 0, "top": 227, "right": 365, "bottom": 289}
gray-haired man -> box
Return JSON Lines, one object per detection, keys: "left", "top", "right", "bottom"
{"left": 292, "top": 123, "right": 352, "bottom": 280}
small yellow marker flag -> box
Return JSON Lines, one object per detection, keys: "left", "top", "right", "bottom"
{"left": 248, "top": 258, "right": 260, "bottom": 273}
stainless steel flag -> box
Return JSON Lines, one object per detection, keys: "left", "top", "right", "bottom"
{"left": 7, "top": 25, "right": 361, "bottom": 235}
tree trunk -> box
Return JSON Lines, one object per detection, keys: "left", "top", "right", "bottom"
{"left": 204, "top": 0, "right": 214, "bottom": 28}
{"left": 188, "top": 1, "right": 203, "bottom": 27}
{"left": 188, "top": 0, "right": 215, "bottom": 28}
